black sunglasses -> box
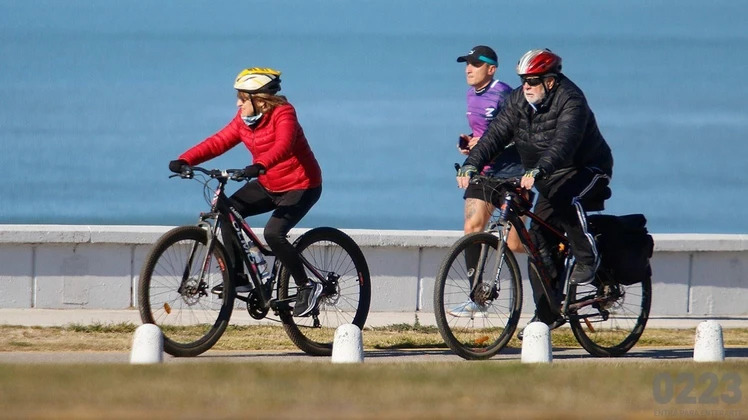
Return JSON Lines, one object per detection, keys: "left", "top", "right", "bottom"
{"left": 521, "top": 77, "right": 544, "bottom": 87}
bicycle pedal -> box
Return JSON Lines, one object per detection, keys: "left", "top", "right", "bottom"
{"left": 271, "top": 298, "right": 294, "bottom": 312}
{"left": 210, "top": 285, "right": 224, "bottom": 298}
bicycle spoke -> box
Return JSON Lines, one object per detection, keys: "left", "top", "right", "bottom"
{"left": 434, "top": 233, "right": 522, "bottom": 360}
{"left": 138, "top": 226, "right": 234, "bottom": 357}
{"left": 278, "top": 228, "right": 371, "bottom": 356}
{"left": 569, "top": 275, "right": 651, "bottom": 356}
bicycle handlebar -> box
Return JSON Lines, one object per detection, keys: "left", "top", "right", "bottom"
{"left": 170, "top": 165, "right": 252, "bottom": 182}
{"left": 470, "top": 175, "right": 535, "bottom": 212}
{"left": 470, "top": 174, "right": 522, "bottom": 189}
{"left": 453, "top": 163, "right": 522, "bottom": 190}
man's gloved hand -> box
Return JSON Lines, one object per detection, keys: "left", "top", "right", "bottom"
{"left": 523, "top": 168, "right": 544, "bottom": 179}
{"left": 169, "top": 159, "right": 188, "bottom": 173}
{"left": 456, "top": 164, "right": 478, "bottom": 178}
{"left": 241, "top": 164, "right": 266, "bottom": 179}
{"left": 456, "top": 164, "right": 478, "bottom": 189}
{"left": 521, "top": 167, "right": 545, "bottom": 190}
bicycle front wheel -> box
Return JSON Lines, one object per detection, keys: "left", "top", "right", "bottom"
{"left": 278, "top": 227, "right": 371, "bottom": 356}
{"left": 434, "top": 232, "right": 523, "bottom": 360}
{"left": 568, "top": 271, "right": 651, "bottom": 357}
{"left": 138, "top": 226, "right": 235, "bottom": 357}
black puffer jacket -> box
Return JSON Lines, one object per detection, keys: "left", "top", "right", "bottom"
{"left": 464, "top": 75, "right": 613, "bottom": 182}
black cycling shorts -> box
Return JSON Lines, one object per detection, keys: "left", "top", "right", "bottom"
{"left": 463, "top": 180, "right": 503, "bottom": 204}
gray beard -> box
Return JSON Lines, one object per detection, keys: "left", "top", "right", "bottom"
{"left": 524, "top": 91, "right": 546, "bottom": 105}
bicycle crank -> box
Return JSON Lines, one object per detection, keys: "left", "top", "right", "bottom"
{"left": 246, "top": 289, "right": 269, "bottom": 319}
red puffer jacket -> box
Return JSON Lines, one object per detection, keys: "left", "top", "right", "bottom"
{"left": 179, "top": 104, "right": 322, "bottom": 192}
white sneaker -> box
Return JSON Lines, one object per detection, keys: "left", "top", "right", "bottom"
{"left": 448, "top": 301, "right": 486, "bottom": 318}
{"left": 293, "top": 281, "right": 324, "bottom": 317}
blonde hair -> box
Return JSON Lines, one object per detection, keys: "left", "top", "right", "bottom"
{"left": 237, "top": 91, "right": 289, "bottom": 114}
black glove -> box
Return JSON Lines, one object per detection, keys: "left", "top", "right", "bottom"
{"left": 523, "top": 167, "right": 546, "bottom": 180}
{"left": 169, "top": 159, "right": 188, "bottom": 173}
{"left": 456, "top": 164, "right": 478, "bottom": 178}
{"left": 241, "top": 164, "right": 265, "bottom": 179}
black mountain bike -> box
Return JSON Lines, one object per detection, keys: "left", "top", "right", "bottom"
{"left": 138, "top": 166, "right": 371, "bottom": 357}
{"left": 434, "top": 175, "right": 651, "bottom": 360}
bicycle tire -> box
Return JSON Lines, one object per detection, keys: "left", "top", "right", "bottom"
{"left": 278, "top": 227, "right": 371, "bottom": 356}
{"left": 434, "top": 232, "right": 523, "bottom": 360}
{"left": 568, "top": 271, "right": 651, "bottom": 357}
{"left": 138, "top": 225, "right": 235, "bottom": 357}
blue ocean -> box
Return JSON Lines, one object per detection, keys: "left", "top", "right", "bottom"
{"left": 1, "top": 0, "right": 747, "bottom": 233}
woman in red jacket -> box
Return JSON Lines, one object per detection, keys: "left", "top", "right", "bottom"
{"left": 169, "top": 67, "right": 323, "bottom": 317}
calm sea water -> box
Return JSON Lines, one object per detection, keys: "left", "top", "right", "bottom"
{"left": 1, "top": 0, "right": 747, "bottom": 233}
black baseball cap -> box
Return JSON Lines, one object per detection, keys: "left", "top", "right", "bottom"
{"left": 456, "top": 45, "right": 498, "bottom": 66}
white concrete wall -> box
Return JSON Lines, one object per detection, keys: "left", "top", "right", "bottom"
{"left": 0, "top": 225, "right": 746, "bottom": 316}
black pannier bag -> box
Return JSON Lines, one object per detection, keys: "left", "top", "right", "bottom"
{"left": 587, "top": 214, "right": 654, "bottom": 286}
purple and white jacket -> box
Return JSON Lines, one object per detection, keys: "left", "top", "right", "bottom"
{"left": 466, "top": 80, "right": 523, "bottom": 178}
{"left": 466, "top": 79, "right": 512, "bottom": 138}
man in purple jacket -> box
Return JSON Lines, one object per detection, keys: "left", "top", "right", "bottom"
{"left": 450, "top": 45, "right": 524, "bottom": 317}
{"left": 457, "top": 45, "right": 523, "bottom": 235}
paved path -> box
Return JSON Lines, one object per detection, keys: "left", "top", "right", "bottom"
{"left": 2, "top": 308, "right": 748, "bottom": 329}
{"left": 1, "top": 309, "right": 746, "bottom": 365}
{"left": 1, "top": 347, "right": 747, "bottom": 365}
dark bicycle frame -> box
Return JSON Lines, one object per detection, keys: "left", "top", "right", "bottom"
{"left": 181, "top": 166, "right": 326, "bottom": 313}
{"left": 471, "top": 175, "right": 612, "bottom": 323}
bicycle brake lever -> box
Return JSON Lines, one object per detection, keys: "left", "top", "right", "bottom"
{"left": 168, "top": 171, "right": 193, "bottom": 179}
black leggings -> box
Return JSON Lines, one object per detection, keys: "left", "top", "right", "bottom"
{"left": 224, "top": 181, "right": 322, "bottom": 287}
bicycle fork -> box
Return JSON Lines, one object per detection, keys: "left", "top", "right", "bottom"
{"left": 178, "top": 222, "right": 220, "bottom": 299}
{"left": 470, "top": 224, "right": 509, "bottom": 305}
{"left": 471, "top": 195, "right": 516, "bottom": 301}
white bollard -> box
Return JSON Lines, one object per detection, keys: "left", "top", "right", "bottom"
{"left": 693, "top": 320, "right": 724, "bottom": 362}
{"left": 331, "top": 324, "right": 364, "bottom": 363}
{"left": 130, "top": 323, "right": 164, "bottom": 364}
{"left": 521, "top": 322, "right": 553, "bottom": 364}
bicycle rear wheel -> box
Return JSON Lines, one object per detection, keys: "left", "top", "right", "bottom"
{"left": 568, "top": 271, "right": 651, "bottom": 357}
{"left": 434, "top": 232, "right": 523, "bottom": 360}
{"left": 138, "top": 226, "right": 235, "bottom": 357}
{"left": 278, "top": 227, "right": 371, "bottom": 356}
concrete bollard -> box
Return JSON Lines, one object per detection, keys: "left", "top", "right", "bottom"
{"left": 331, "top": 324, "right": 364, "bottom": 363}
{"left": 521, "top": 322, "right": 552, "bottom": 364}
{"left": 693, "top": 320, "right": 724, "bottom": 362}
{"left": 130, "top": 323, "right": 164, "bottom": 364}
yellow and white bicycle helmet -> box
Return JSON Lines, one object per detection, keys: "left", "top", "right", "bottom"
{"left": 234, "top": 67, "right": 282, "bottom": 94}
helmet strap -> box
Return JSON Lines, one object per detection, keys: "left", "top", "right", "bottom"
{"left": 541, "top": 75, "right": 558, "bottom": 95}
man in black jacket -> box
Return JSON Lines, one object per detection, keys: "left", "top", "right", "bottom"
{"left": 456, "top": 48, "right": 613, "bottom": 330}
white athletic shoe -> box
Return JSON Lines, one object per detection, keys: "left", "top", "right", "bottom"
{"left": 448, "top": 301, "right": 486, "bottom": 318}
